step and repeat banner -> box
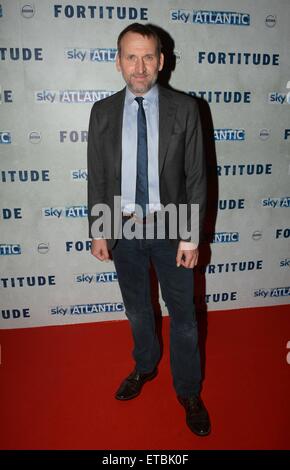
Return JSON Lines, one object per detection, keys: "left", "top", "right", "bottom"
{"left": 1, "top": 0, "right": 289, "bottom": 329}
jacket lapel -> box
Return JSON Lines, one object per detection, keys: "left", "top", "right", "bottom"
{"left": 109, "top": 88, "right": 125, "bottom": 180}
{"left": 158, "top": 86, "right": 178, "bottom": 175}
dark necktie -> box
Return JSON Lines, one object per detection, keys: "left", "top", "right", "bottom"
{"left": 135, "top": 97, "right": 149, "bottom": 217}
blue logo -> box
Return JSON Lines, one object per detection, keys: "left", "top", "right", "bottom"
{"left": 75, "top": 272, "right": 118, "bottom": 284}
{"left": 170, "top": 10, "right": 250, "bottom": 25}
{"left": 54, "top": 5, "right": 148, "bottom": 20}
{"left": 268, "top": 92, "right": 290, "bottom": 104}
{"left": 0, "top": 131, "right": 11, "bottom": 143}
{"left": 214, "top": 129, "right": 245, "bottom": 141}
{"left": 0, "top": 244, "right": 21, "bottom": 255}
{"left": 43, "top": 206, "right": 87, "bottom": 218}
{"left": 35, "top": 90, "right": 115, "bottom": 103}
{"left": 50, "top": 302, "right": 124, "bottom": 315}
{"left": 262, "top": 197, "right": 290, "bottom": 208}
{"left": 71, "top": 169, "right": 88, "bottom": 181}
{"left": 65, "top": 48, "right": 117, "bottom": 62}
{"left": 0, "top": 4, "right": 3, "bottom": 17}
{"left": 188, "top": 90, "right": 251, "bottom": 104}
{"left": 205, "top": 232, "right": 240, "bottom": 243}
{"left": 284, "top": 129, "right": 290, "bottom": 139}
{"left": 254, "top": 287, "right": 290, "bottom": 298}
{"left": 280, "top": 258, "right": 290, "bottom": 268}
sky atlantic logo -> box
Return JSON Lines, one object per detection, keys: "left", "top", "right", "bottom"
{"left": 204, "top": 232, "right": 240, "bottom": 243}
{"left": 0, "top": 244, "right": 21, "bottom": 255}
{"left": 74, "top": 272, "right": 117, "bottom": 284}
{"left": 170, "top": 10, "right": 250, "bottom": 25}
{"left": 268, "top": 92, "right": 290, "bottom": 104}
{"left": 71, "top": 169, "right": 87, "bottom": 181}
{"left": 50, "top": 302, "right": 124, "bottom": 315}
{"left": 261, "top": 197, "right": 290, "bottom": 208}
{"left": 35, "top": 89, "right": 115, "bottom": 103}
{"left": 254, "top": 286, "right": 290, "bottom": 298}
{"left": 65, "top": 48, "right": 117, "bottom": 62}
{"left": 53, "top": 5, "right": 148, "bottom": 20}
{"left": 214, "top": 129, "right": 245, "bottom": 141}
{"left": 188, "top": 90, "right": 251, "bottom": 104}
{"left": 280, "top": 258, "right": 290, "bottom": 268}
{"left": 0, "top": 131, "right": 11, "bottom": 144}
{"left": 42, "top": 206, "right": 87, "bottom": 218}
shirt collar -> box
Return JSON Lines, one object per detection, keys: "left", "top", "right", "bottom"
{"left": 125, "top": 84, "right": 159, "bottom": 106}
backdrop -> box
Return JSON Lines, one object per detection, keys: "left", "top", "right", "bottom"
{"left": 1, "top": 0, "right": 289, "bottom": 329}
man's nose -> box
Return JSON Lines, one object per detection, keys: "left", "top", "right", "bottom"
{"left": 135, "top": 58, "right": 146, "bottom": 74}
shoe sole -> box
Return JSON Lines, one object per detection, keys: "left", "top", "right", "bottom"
{"left": 187, "top": 420, "right": 211, "bottom": 437}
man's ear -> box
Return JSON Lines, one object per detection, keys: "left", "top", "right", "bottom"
{"left": 116, "top": 53, "right": 121, "bottom": 72}
{"left": 158, "top": 52, "right": 164, "bottom": 72}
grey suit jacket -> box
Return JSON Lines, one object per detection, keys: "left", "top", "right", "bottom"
{"left": 87, "top": 85, "right": 206, "bottom": 250}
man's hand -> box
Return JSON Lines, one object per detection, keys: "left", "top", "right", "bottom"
{"left": 91, "top": 239, "right": 110, "bottom": 261}
{"left": 176, "top": 243, "right": 199, "bottom": 269}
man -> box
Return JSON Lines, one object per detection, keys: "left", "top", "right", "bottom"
{"left": 87, "top": 23, "right": 210, "bottom": 436}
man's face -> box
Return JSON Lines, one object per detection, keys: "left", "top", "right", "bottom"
{"left": 116, "top": 31, "right": 164, "bottom": 96}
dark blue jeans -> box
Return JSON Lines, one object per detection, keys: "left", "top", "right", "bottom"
{"left": 112, "top": 227, "right": 201, "bottom": 398}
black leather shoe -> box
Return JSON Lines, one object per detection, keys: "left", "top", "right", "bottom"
{"left": 115, "top": 368, "right": 158, "bottom": 401}
{"left": 178, "top": 395, "right": 211, "bottom": 436}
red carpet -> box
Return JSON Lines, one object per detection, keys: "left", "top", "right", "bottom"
{"left": 0, "top": 305, "right": 289, "bottom": 450}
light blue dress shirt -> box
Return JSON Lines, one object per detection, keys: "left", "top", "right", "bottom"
{"left": 121, "top": 85, "right": 161, "bottom": 214}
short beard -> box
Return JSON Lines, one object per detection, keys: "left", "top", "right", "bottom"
{"left": 126, "top": 75, "right": 158, "bottom": 95}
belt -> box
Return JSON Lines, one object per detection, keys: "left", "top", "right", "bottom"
{"left": 122, "top": 211, "right": 158, "bottom": 224}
